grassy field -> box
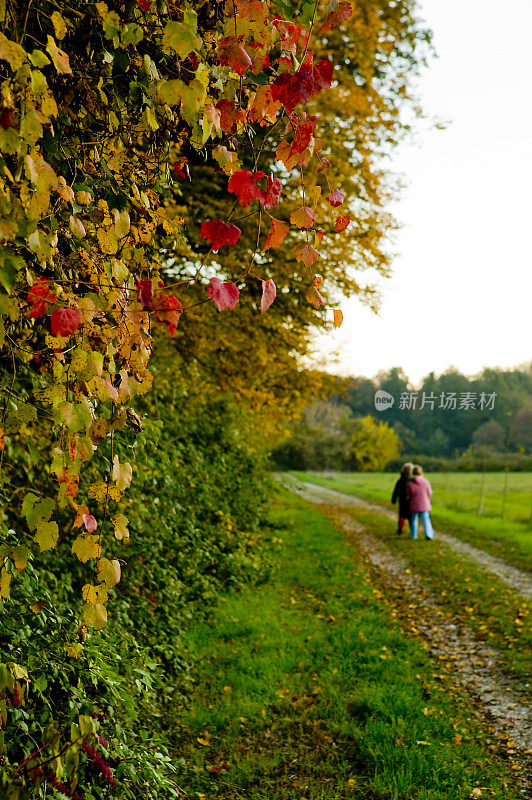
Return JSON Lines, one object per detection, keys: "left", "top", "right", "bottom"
{"left": 290, "top": 471, "right": 532, "bottom": 572}
{"left": 173, "top": 493, "right": 523, "bottom": 800}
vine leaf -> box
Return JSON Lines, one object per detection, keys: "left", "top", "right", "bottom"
{"left": 112, "top": 456, "right": 133, "bottom": 491}
{"left": 200, "top": 220, "right": 241, "bottom": 251}
{"left": 260, "top": 279, "right": 276, "bottom": 313}
{"left": 207, "top": 278, "right": 240, "bottom": 311}
{"left": 263, "top": 219, "right": 289, "bottom": 251}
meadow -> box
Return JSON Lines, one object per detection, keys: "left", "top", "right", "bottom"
{"left": 174, "top": 492, "right": 524, "bottom": 799}
{"left": 289, "top": 472, "right": 532, "bottom": 572}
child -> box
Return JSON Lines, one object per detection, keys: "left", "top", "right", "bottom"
{"left": 408, "top": 465, "right": 434, "bottom": 540}
{"left": 391, "top": 462, "right": 414, "bottom": 534}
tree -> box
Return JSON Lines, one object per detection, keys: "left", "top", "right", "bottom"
{"left": 472, "top": 419, "right": 506, "bottom": 452}
{"left": 349, "top": 415, "right": 400, "bottom": 471}
{"left": 509, "top": 407, "right": 532, "bottom": 452}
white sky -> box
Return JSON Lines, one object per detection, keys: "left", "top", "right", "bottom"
{"left": 317, "top": 0, "right": 532, "bottom": 384}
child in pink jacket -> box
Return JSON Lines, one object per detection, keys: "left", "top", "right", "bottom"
{"left": 408, "top": 465, "right": 434, "bottom": 540}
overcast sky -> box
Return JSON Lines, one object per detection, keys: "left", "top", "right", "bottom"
{"left": 317, "top": 0, "right": 532, "bottom": 385}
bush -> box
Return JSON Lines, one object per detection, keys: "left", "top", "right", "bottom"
{"left": 1, "top": 378, "right": 271, "bottom": 798}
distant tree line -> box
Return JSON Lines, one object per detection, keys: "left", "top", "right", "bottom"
{"left": 273, "top": 364, "right": 532, "bottom": 471}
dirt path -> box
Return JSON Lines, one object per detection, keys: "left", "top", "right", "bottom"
{"left": 280, "top": 475, "right": 532, "bottom": 784}
{"left": 281, "top": 476, "right": 532, "bottom": 600}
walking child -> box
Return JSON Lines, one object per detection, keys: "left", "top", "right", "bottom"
{"left": 408, "top": 464, "right": 434, "bottom": 540}
{"left": 391, "top": 462, "right": 414, "bottom": 534}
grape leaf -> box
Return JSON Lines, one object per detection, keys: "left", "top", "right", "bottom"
{"left": 334, "top": 214, "right": 351, "bottom": 232}
{"left": 112, "top": 455, "right": 132, "bottom": 491}
{"left": 34, "top": 521, "right": 59, "bottom": 552}
{"left": 83, "top": 603, "right": 107, "bottom": 630}
{"left": 72, "top": 533, "right": 101, "bottom": 563}
{"left": 260, "top": 279, "right": 276, "bottom": 313}
{"left": 326, "top": 189, "right": 344, "bottom": 207}
{"left": 333, "top": 309, "right": 343, "bottom": 328}
{"left": 290, "top": 207, "right": 316, "bottom": 229}
{"left": 263, "top": 218, "right": 289, "bottom": 251}
{"left": 207, "top": 277, "right": 240, "bottom": 311}
{"left": 97, "top": 557, "right": 121, "bottom": 588}
{"left": 200, "top": 220, "right": 241, "bottom": 251}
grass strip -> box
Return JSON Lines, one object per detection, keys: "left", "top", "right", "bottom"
{"left": 172, "top": 492, "right": 522, "bottom": 800}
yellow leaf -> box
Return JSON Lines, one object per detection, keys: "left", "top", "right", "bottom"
{"left": 65, "top": 643, "right": 84, "bottom": 658}
{"left": 112, "top": 455, "right": 132, "bottom": 491}
{"left": 88, "top": 481, "right": 122, "bottom": 503}
{"left": 83, "top": 602, "right": 107, "bottom": 630}
{"left": 0, "top": 568, "right": 11, "bottom": 600}
{"left": 51, "top": 11, "right": 67, "bottom": 40}
{"left": 34, "top": 520, "right": 59, "bottom": 552}
{"left": 72, "top": 533, "right": 101, "bottom": 563}
{"left": 112, "top": 513, "right": 129, "bottom": 540}
{"left": 333, "top": 309, "right": 343, "bottom": 328}
{"left": 0, "top": 32, "right": 27, "bottom": 70}
{"left": 97, "top": 557, "right": 121, "bottom": 588}
{"left": 82, "top": 583, "right": 108, "bottom": 604}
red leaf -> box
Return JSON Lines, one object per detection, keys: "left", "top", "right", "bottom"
{"left": 207, "top": 277, "right": 240, "bottom": 311}
{"left": 82, "top": 514, "right": 98, "bottom": 533}
{"left": 263, "top": 218, "right": 289, "bottom": 251}
{"left": 0, "top": 110, "right": 13, "bottom": 129}
{"left": 27, "top": 279, "right": 56, "bottom": 319}
{"left": 263, "top": 176, "right": 282, "bottom": 209}
{"left": 50, "top": 308, "right": 83, "bottom": 337}
{"left": 153, "top": 294, "right": 183, "bottom": 336}
{"left": 334, "top": 214, "right": 351, "bottom": 232}
{"left": 318, "top": 2, "right": 353, "bottom": 35}
{"left": 272, "top": 19, "right": 302, "bottom": 55}
{"left": 172, "top": 157, "right": 190, "bottom": 181}
{"left": 309, "top": 59, "right": 334, "bottom": 91}
{"left": 216, "top": 100, "right": 247, "bottom": 132}
{"left": 200, "top": 220, "right": 241, "bottom": 251}
{"left": 326, "top": 189, "right": 344, "bottom": 207}
{"left": 227, "top": 170, "right": 266, "bottom": 208}
{"left": 136, "top": 278, "right": 155, "bottom": 310}
{"left": 271, "top": 70, "right": 314, "bottom": 112}
{"left": 136, "top": 0, "right": 151, "bottom": 9}
{"left": 218, "top": 36, "right": 253, "bottom": 76}
{"left": 260, "top": 279, "right": 276, "bottom": 313}
{"left": 317, "top": 157, "right": 330, "bottom": 172}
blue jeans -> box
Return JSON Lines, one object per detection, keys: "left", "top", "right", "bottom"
{"left": 410, "top": 511, "right": 434, "bottom": 540}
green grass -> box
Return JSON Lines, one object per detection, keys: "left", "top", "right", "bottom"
{"left": 172, "top": 492, "right": 522, "bottom": 799}
{"left": 290, "top": 471, "right": 532, "bottom": 571}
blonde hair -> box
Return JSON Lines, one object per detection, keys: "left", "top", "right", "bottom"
{"left": 413, "top": 464, "right": 423, "bottom": 476}
{"left": 401, "top": 462, "right": 414, "bottom": 478}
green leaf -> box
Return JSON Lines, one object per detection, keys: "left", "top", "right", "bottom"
{"left": 28, "top": 49, "right": 51, "bottom": 68}
{"left": 158, "top": 79, "right": 183, "bottom": 106}
{"left": 121, "top": 23, "right": 143, "bottom": 47}
{"left": 0, "top": 127, "right": 21, "bottom": 155}
{"left": 0, "top": 247, "right": 25, "bottom": 293}
{"left": 20, "top": 110, "right": 43, "bottom": 146}
{"left": 5, "top": 402, "right": 37, "bottom": 434}
{"left": 25, "top": 496, "right": 55, "bottom": 530}
{"left": 162, "top": 12, "right": 201, "bottom": 59}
